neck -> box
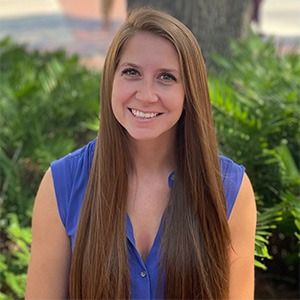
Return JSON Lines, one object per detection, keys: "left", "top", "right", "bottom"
{"left": 129, "top": 136, "right": 176, "bottom": 176}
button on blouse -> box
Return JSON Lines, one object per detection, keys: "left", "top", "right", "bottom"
{"left": 126, "top": 214, "right": 164, "bottom": 299}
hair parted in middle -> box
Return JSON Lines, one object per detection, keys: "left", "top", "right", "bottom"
{"left": 70, "top": 7, "right": 230, "bottom": 299}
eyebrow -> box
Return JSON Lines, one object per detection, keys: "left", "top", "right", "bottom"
{"left": 119, "top": 62, "right": 180, "bottom": 74}
{"left": 159, "top": 68, "right": 179, "bottom": 74}
{"left": 119, "top": 62, "right": 139, "bottom": 69}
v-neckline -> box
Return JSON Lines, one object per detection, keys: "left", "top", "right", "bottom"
{"left": 126, "top": 213, "right": 164, "bottom": 264}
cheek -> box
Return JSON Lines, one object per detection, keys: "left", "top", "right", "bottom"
{"left": 167, "top": 91, "right": 185, "bottom": 113}
{"left": 175, "top": 96, "right": 185, "bottom": 119}
{"left": 111, "top": 83, "right": 121, "bottom": 120}
{"left": 111, "top": 78, "right": 132, "bottom": 106}
{"left": 111, "top": 78, "right": 123, "bottom": 108}
{"left": 111, "top": 97, "right": 122, "bottom": 125}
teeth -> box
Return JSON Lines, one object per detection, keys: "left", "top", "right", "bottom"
{"left": 131, "top": 109, "right": 159, "bottom": 119}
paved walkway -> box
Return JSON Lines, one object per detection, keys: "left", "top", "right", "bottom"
{"left": 0, "top": 0, "right": 126, "bottom": 69}
{"left": 260, "top": 0, "right": 300, "bottom": 54}
{"left": 0, "top": 0, "right": 299, "bottom": 69}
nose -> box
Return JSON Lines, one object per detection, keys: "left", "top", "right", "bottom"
{"left": 135, "top": 79, "right": 158, "bottom": 103}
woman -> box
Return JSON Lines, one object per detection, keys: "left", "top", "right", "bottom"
{"left": 26, "top": 7, "right": 257, "bottom": 299}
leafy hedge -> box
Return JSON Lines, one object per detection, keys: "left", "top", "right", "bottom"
{"left": 0, "top": 35, "right": 299, "bottom": 298}
{"left": 0, "top": 37, "right": 99, "bottom": 298}
{"left": 209, "top": 35, "right": 299, "bottom": 289}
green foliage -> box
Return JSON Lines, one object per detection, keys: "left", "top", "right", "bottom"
{"left": 1, "top": 35, "right": 299, "bottom": 297}
{"left": 0, "top": 37, "right": 100, "bottom": 225}
{"left": 254, "top": 206, "right": 282, "bottom": 270}
{"left": 0, "top": 37, "right": 100, "bottom": 298}
{"left": 209, "top": 35, "right": 300, "bottom": 273}
{"left": 0, "top": 212, "right": 31, "bottom": 299}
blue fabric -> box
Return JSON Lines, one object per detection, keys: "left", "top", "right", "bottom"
{"left": 50, "top": 139, "right": 245, "bottom": 299}
{"left": 219, "top": 155, "right": 245, "bottom": 218}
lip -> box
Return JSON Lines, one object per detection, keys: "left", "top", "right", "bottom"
{"left": 128, "top": 108, "right": 163, "bottom": 115}
{"left": 128, "top": 108, "right": 163, "bottom": 120}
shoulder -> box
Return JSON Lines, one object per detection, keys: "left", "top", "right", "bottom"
{"left": 219, "top": 155, "right": 245, "bottom": 180}
{"left": 26, "top": 168, "right": 71, "bottom": 298}
{"left": 219, "top": 155, "right": 245, "bottom": 218}
{"left": 50, "top": 139, "right": 96, "bottom": 238}
{"left": 51, "top": 138, "right": 96, "bottom": 176}
{"left": 228, "top": 173, "right": 256, "bottom": 298}
{"left": 50, "top": 138, "right": 96, "bottom": 190}
{"left": 229, "top": 173, "right": 256, "bottom": 227}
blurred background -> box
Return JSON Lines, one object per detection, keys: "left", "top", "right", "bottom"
{"left": 0, "top": 0, "right": 299, "bottom": 299}
{"left": 1, "top": 0, "right": 299, "bottom": 68}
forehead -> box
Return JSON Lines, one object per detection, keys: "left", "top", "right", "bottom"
{"left": 119, "top": 32, "right": 180, "bottom": 68}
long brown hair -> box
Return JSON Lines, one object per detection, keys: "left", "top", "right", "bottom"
{"left": 70, "top": 7, "right": 230, "bottom": 299}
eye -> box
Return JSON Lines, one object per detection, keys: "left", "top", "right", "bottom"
{"left": 159, "top": 73, "right": 177, "bottom": 82}
{"left": 121, "top": 68, "right": 140, "bottom": 77}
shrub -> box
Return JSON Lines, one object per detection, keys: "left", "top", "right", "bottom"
{"left": 0, "top": 213, "right": 31, "bottom": 299}
{"left": 0, "top": 37, "right": 100, "bottom": 224}
{"left": 0, "top": 37, "right": 100, "bottom": 298}
{"left": 1, "top": 35, "right": 299, "bottom": 298}
{"left": 209, "top": 35, "right": 299, "bottom": 289}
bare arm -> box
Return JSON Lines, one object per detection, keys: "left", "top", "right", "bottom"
{"left": 228, "top": 173, "right": 257, "bottom": 300}
{"left": 25, "top": 168, "right": 71, "bottom": 299}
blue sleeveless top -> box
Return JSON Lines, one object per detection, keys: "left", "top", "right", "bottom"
{"left": 50, "top": 139, "right": 245, "bottom": 299}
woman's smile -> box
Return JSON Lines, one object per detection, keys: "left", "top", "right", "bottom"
{"left": 129, "top": 108, "right": 163, "bottom": 119}
{"left": 111, "top": 31, "right": 185, "bottom": 142}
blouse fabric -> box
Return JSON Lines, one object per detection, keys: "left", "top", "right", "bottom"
{"left": 50, "top": 139, "right": 245, "bottom": 299}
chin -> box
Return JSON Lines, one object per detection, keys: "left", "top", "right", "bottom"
{"left": 129, "top": 135, "right": 160, "bottom": 142}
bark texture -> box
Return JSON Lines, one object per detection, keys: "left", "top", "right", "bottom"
{"left": 127, "top": 0, "right": 253, "bottom": 67}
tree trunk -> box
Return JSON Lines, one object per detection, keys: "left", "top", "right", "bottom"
{"left": 127, "top": 0, "right": 253, "bottom": 67}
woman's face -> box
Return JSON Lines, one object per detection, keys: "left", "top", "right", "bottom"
{"left": 111, "top": 32, "right": 185, "bottom": 142}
